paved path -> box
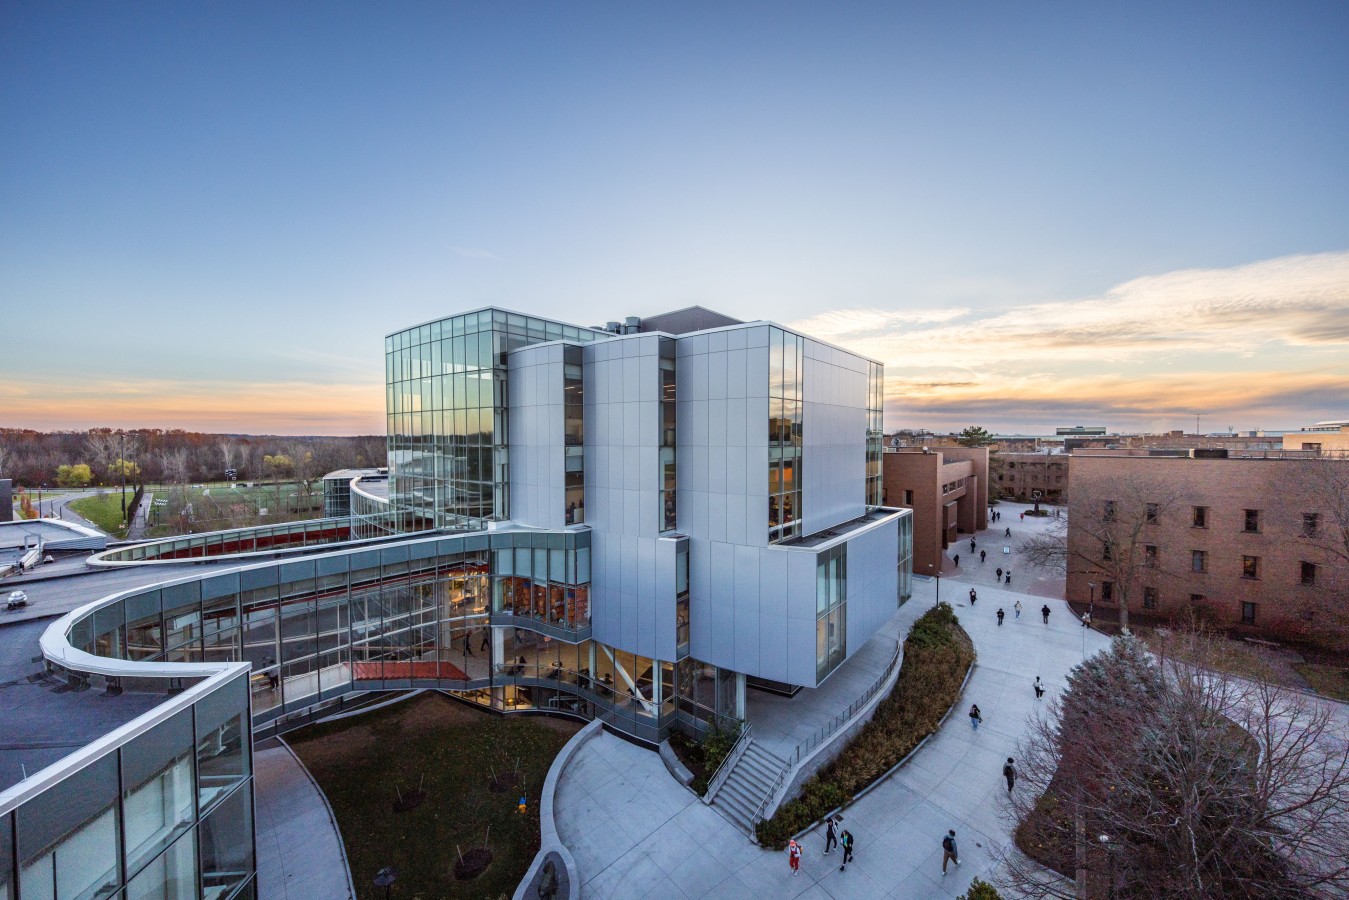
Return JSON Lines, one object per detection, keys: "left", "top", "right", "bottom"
{"left": 254, "top": 737, "right": 355, "bottom": 900}
{"left": 556, "top": 509, "right": 1109, "bottom": 898}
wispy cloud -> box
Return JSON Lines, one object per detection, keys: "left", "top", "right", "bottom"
{"left": 808, "top": 251, "right": 1349, "bottom": 430}
{"left": 451, "top": 246, "right": 501, "bottom": 260}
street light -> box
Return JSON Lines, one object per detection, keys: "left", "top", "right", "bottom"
{"left": 929, "top": 562, "right": 941, "bottom": 608}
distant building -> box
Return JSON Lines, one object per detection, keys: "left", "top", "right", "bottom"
{"left": 1283, "top": 420, "right": 1349, "bottom": 455}
{"left": 1067, "top": 451, "right": 1348, "bottom": 644}
{"left": 1056, "top": 426, "right": 1107, "bottom": 436}
{"left": 882, "top": 447, "right": 988, "bottom": 577}
{"left": 998, "top": 452, "right": 1070, "bottom": 504}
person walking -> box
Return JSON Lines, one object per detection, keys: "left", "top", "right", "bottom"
{"left": 1041, "top": 604, "right": 1051, "bottom": 624}
{"left": 464, "top": 632, "right": 473, "bottom": 656}
{"left": 1082, "top": 610, "right": 1092, "bottom": 629}
{"left": 1014, "top": 600, "right": 1023, "bottom": 619}
{"left": 1034, "top": 676, "right": 1045, "bottom": 700}
{"left": 1020, "top": 512, "right": 1025, "bottom": 522}
{"left": 839, "top": 829, "right": 854, "bottom": 871}
{"left": 954, "top": 553, "right": 960, "bottom": 567}
{"left": 970, "top": 537, "right": 976, "bottom": 553}
{"left": 969, "top": 703, "right": 982, "bottom": 730}
{"left": 941, "top": 830, "right": 960, "bottom": 876}
{"left": 1005, "top": 526, "right": 1011, "bottom": 537}
{"left": 969, "top": 588, "right": 977, "bottom": 606}
{"left": 1004, "top": 571, "right": 1011, "bottom": 585}
{"left": 1004, "top": 757, "right": 1017, "bottom": 793}
{"left": 996, "top": 608, "right": 1005, "bottom": 626}
{"left": 480, "top": 630, "right": 490, "bottom": 652}
{"left": 825, "top": 816, "right": 838, "bottom": 855}
{"left": 788, "top": 839, "right": 801, "bottom": 875}
{"left": 979, "top": 549, "right": 986, "bottom": 564}
{"left": 996, "top": 566, "right": 1003, "bottom": 581}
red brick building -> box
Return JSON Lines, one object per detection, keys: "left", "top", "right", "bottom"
{"left": 1067, "top": 451, "right": 1348, "bottom": 645}
{"left": 882, "top": 447, "right": 989, "bottom": 578}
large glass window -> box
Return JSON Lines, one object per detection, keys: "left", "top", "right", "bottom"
{"left": 768, "top": 328, "right": 804, "bottom": 542}
{"left": 195, "top": 676, "right": 250, "bottom": 812}
{"left": 125, "top": 830, "right": 197, "bottom": 900}
{"left": 17, "top": 754, "right": 120, "bottom": 900}
{"left": 815, "top": 544, "right": 847, "bottom": 681}
{"left": 123, "top": 711, "right": 196, "bottom": 878}
{"left": 198, "top": 784, "right": 253, "bottom": 900}
{"left": 866, "top": 361, "right": 884, "bottom": 507}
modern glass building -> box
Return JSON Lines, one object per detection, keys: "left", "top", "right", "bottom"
{"left": 11, "top": 304, "right": 911, "bottom": 899}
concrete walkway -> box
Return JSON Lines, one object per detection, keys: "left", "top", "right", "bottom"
{"left": 254, "top": 737, "right": 355, "bottom": 900}
{"left": 555, "top": 507, "right": 1111, "bottom": 898}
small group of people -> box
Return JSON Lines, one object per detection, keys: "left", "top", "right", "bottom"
{"left": 787, "top": 816, "right": 853, "bottom": 876}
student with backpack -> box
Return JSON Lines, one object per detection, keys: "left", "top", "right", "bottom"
{"left": 1041, "top": 604, "right": 1051, "bottom": 624}
{"left": 941, "top": 830, "right": 960, "bottom": 875}
{"left": 787, "top": 839, "right": 801, "bottom": 875}
{"left": 824, "top": 816, "right": 838, "bottom": 854}
{"left": 1003, "top": 758, "right": 1017, "bottom": 793}
{"left": 969, "top": 588, "right": 977, "bottom": 606}
{"left": 996, "top": 608, "right": 1005, "bottom": 626}
{"left": 969, "top": 704, "right": 982, "bottom": 730}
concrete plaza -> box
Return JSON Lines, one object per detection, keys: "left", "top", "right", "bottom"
{"left": 554, "top": 502, "right": 1106, "bottom": 898}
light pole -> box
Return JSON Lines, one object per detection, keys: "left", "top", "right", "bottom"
{"left": 119, "top": 431, "right": 127, "bottom": 524}
{"left": 929, "top": 562, "right": 941, "bottom": 607}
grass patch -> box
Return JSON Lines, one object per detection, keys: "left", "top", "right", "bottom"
{"left": 756, "top": 602, "right": 974, "bottom": 848}
{"left": 143, "top": 481, "right": 324, "bottom": 537}
{"left": 1294, "top": 662, "right": 1349, "bottom": 701}
{"left": 68, "top": 491, "right": 132, "bottom": 537}
{"left": 287, "top": 692, "right": 579, "bottom": 900}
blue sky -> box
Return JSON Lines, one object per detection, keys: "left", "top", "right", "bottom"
{"left": 2, "top": 2, "right": 1347, "bottom": 434}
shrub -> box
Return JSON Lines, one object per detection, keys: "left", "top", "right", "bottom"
{"left": 756, "top": 604, "right": 974, "bottom": 848}
{"left": 959, "top": 878, "right": 1003, "bottom": 899}
{"left": 670, "top": 722, "right": 744, "bottom": 796}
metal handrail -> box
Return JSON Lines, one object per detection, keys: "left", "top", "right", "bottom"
{"left": 704, "top": 722, "right": 753, "bottom": 801}
{"left": 752, "top": 638, "right": 904, "bottom": 826}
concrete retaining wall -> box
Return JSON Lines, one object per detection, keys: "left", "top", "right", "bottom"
{"left": 514, "top": 719, "right": 603, "bottom": 900}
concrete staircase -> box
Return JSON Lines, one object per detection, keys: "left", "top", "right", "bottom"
{"left": 709, "top": 741, "right": 788, "bottom": 835}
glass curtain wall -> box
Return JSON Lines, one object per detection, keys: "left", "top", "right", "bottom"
{"left": 769, "top": 327, "right": 804, "bottom": 543}
{"left": 564, "top": 345, "right": 585, "bottom": 525}
{"left": 384, "top": 309, "right": 608, "bottom": 533}
{"left": 866, "top": 361, "right": 884, "bottom": 507}
{"left": 816, "top": 544, "right": 848, "bottom": 681}
{"left": 659, "top": 339, "right": 677, "bottom": 532}
{"left": 897, "top": 510, "right": 914, "bottom": 604}
{"left": 5, "top": 673, "right": 254, "bottom": 900}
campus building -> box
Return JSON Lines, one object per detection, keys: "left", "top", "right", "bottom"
{"left": 997, "top": 451, "right": 1070, "bottom": 504}
{"left": 1066, "top": 450, "right": 1348, "bottom": 642}
{"left": 881, "top": 447, "right": 988, "bottom": 578}
{"left": 3, "top": 305, "right": 911, "bottom": 898}
{"left": 1283, "top": 420, "right": 1349, "bottom": 455}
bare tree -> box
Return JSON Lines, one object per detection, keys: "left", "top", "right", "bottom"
{"left": 218, "top": 439, "right": 238, "bottom": 476}
{"left": 0, "top": 440, "right": 9, "bottom": 478}
{"left": 1023, "top": 471, "right": 1184, "bottom": 632}
{"left": 999, "top": 632, "right": 1349, "bottom": 899}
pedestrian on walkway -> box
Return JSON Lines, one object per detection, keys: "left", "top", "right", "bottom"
{"left": 839, "top": 830, "right": 854, "bottom": 871}
{"left": 481, "top": 630, "right": 490, "bottom": 652}
{"left": 825, "top": 816, "right": 838, "bottom": 855}
{"left": 1020, "top": 512, "right": 1025, "bottom": 522}
{"left": 788, "top": 839, "right": 801, "bottom": 875}
{"left": 1041, "top": 604, "right": 1051, "bottom": 624}
{"left": 996, "top": 608, "right": 1005, "bottom": 626}
{"left": 1034, "top": 676, "right": 1045, "bottom": 700}
{"left": 969, "top": 704, "right": 982, "bottom": 730}
{"left": 1005, "top": 571, "right": 1011, "bottom": 585}
{"left": 1005, "top": 527, "right": 1011, "bottom": 537}
{"left": 941, "top": 830, "right": 960, "bottom": 876}
{"left": 1004, "top": 758, "right": 1017, "bottom": 793}
{"left": 970, "top": 537, "right": 976, "bottom": 552}
{"left": 1082, "top": 610, "right": 1092, "bottom": 629}
{"left": 969, "top": 588, "right": 977, "bottom": 606}
{"left": 996, "top": 567, "right": 1003, "bottom": 581}
{"left": 954, "top": 553, "right": 960, "bottom": 567}
{"left": 1014, "top": 600, "right": 1022, "bottom": 619}
{"left": 980, "top": 549, "right": 986, "bottom": 563}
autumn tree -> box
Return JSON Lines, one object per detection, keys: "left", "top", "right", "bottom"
{"left": 1000, "top": 632, "right": 1349, "bottom": 899}
{"left": 55, "top": 463, "right": 93, "bottom": 488}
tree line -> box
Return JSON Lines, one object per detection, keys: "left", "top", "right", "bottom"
{"left": 0, "top": 428, "right": 386, "bottom": 491}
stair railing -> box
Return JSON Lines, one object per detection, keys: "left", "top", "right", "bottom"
{"left": 703, "top": 722, "right": 753, "bottom": 802}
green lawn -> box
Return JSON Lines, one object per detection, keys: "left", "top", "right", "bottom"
{"left": 287, "top": 693, "right": 580, "bottom": 900}
{"left": 143, "top": 481, "right": 323, "bottom": 537}
{"left": 67, "top": 491, "right": 133, "bottom": 537}
{"left": 1294, "top": 663, "right": 1349, "bottom": 702}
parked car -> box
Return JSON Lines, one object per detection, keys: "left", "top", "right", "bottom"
{"left": 6, "top": 591, "right": 28, "bottom": 610}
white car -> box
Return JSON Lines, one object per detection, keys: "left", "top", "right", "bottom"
{"left": 6, "top": 590, "right": 28, "bottom": 610}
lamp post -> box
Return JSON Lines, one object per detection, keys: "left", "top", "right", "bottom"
{"left": 119, "top": 431, "right": 127, "bottom": 523}
{"left": 929, "top": 562, "right": 941, "bottom": 608}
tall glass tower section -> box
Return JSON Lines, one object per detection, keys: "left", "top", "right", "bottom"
{"left": 385, "top": 309, "right": 609, "bottom": 532}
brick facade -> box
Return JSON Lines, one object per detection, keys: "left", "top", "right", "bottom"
{"left": 882, "top": 447, "right": 989, "bottom": 577}
{"left": 1067, "top": 453, "right": 1348, "bottom": 644}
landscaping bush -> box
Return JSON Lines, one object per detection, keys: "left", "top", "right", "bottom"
{"left": 959, "top": 878, "right": 1003, "bottom": 899}
{"left": 756, "top": 602, "right": 974, "bottom": 848}
{"left": 669, "top": 722, "right": 743, "bottom": 796}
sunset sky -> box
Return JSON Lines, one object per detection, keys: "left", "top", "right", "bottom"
{"left": 3, "top": 3, "right": 1347, "bottom": 436}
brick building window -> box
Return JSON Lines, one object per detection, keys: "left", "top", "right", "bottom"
{"left": 1145, "top": 503, "right": 1158, "bottom": 523}
{"left": 1242, "top": 555, "right": 1259, "bottom": 579}
{"left": 1244, "top": 509, "right": 1260, "bottom": 533}
{"left": 1191, "top": 550, "right": 1207, "bottom": 573}
{"left": 1143, "top": 587, "right": 1158, "bottom": 609}
{"left": 1144, "top": 545, "right": 1158, "bottom": 567}
{"left": 1101, "top": 582, "right": 1114, "bottom": 602}
{"left": 904, "top": 490, "right": 914, "bottom": 505}
{"left": 1301, "top": 561, "right": 1317, "bottom": 586}
{"left": 1303, "top": 513, "right": 1319, "bottom": 536}
{"left": 1192, "top": 506, "right": 1208, "bottom": 528}
{"left": 1241, "top": 602, "right": 1257, "bottom": 625}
